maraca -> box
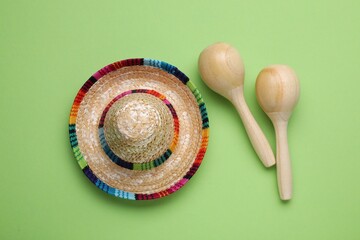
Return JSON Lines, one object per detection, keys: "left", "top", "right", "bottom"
{"left": 256, "top": 65, "right": 300, "bottom": 200}
{"left": 199, "top": 43, "right": 275, "bottom": 167}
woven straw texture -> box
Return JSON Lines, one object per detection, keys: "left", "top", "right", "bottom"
{"left": 69, "top": 58, "right": 209, "bottom": 200}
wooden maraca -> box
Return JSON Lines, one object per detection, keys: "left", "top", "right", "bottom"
{"left": 255, "top": 65, "right": 300, "bottom": 200}
{"left": 198, "top": 42, "right": 275, "bottom": 167}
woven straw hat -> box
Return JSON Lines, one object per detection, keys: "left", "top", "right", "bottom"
{"left": 69, "top": 58, "right": 209, "bottom": 200}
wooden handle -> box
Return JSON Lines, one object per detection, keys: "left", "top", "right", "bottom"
{"left": 230, "top": 87, "right": 275, "bottom": 167}
{"left": 274, "top": 120, "right": 292, "bottom": 200}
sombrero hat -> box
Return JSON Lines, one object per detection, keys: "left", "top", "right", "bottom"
{"left": 69, "top": 58, "right": 209, "bottom": 200}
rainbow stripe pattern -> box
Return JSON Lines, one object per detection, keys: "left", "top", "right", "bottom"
{"left": 69, "top": 58, "right": 209, "bottom": 200}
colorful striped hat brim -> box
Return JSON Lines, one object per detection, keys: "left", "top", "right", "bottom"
{"left": 69, "top": 58, "right": 209, "bottom": 200}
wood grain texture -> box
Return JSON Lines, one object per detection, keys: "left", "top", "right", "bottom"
{"left": 256, "top": 65, "right": 300, "bottom": 200}
{"left": 199, "top": 42, "right": 275, "bottom": 167}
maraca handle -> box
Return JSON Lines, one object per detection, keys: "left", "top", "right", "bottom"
{"left": 274, "top": 120, "right": 292, "bottom": 200}
{"left": 230, "top": 88, "right": 275, "bottom": 167}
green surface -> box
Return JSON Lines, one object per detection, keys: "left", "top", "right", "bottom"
{"left": 1, "top": 0, "right": 360, "bottom": 239}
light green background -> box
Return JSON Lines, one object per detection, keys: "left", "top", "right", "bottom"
{"left": 1, "top": 0, "right": 359, "bottom": 239}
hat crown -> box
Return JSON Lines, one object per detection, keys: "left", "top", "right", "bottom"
{"left": 112, "top": 100, "right": 158, "bottom": 142}
{"left": 103, "top": 93, "right": 174, "bottom": 165}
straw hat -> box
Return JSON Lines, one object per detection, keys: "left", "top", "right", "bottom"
{"left": 69, "top": 58, "right": 209, "bottom": 200}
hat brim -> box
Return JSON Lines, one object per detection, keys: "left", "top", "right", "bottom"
{"left": 69, "top": 58, "right": 209, "bottom": 200}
